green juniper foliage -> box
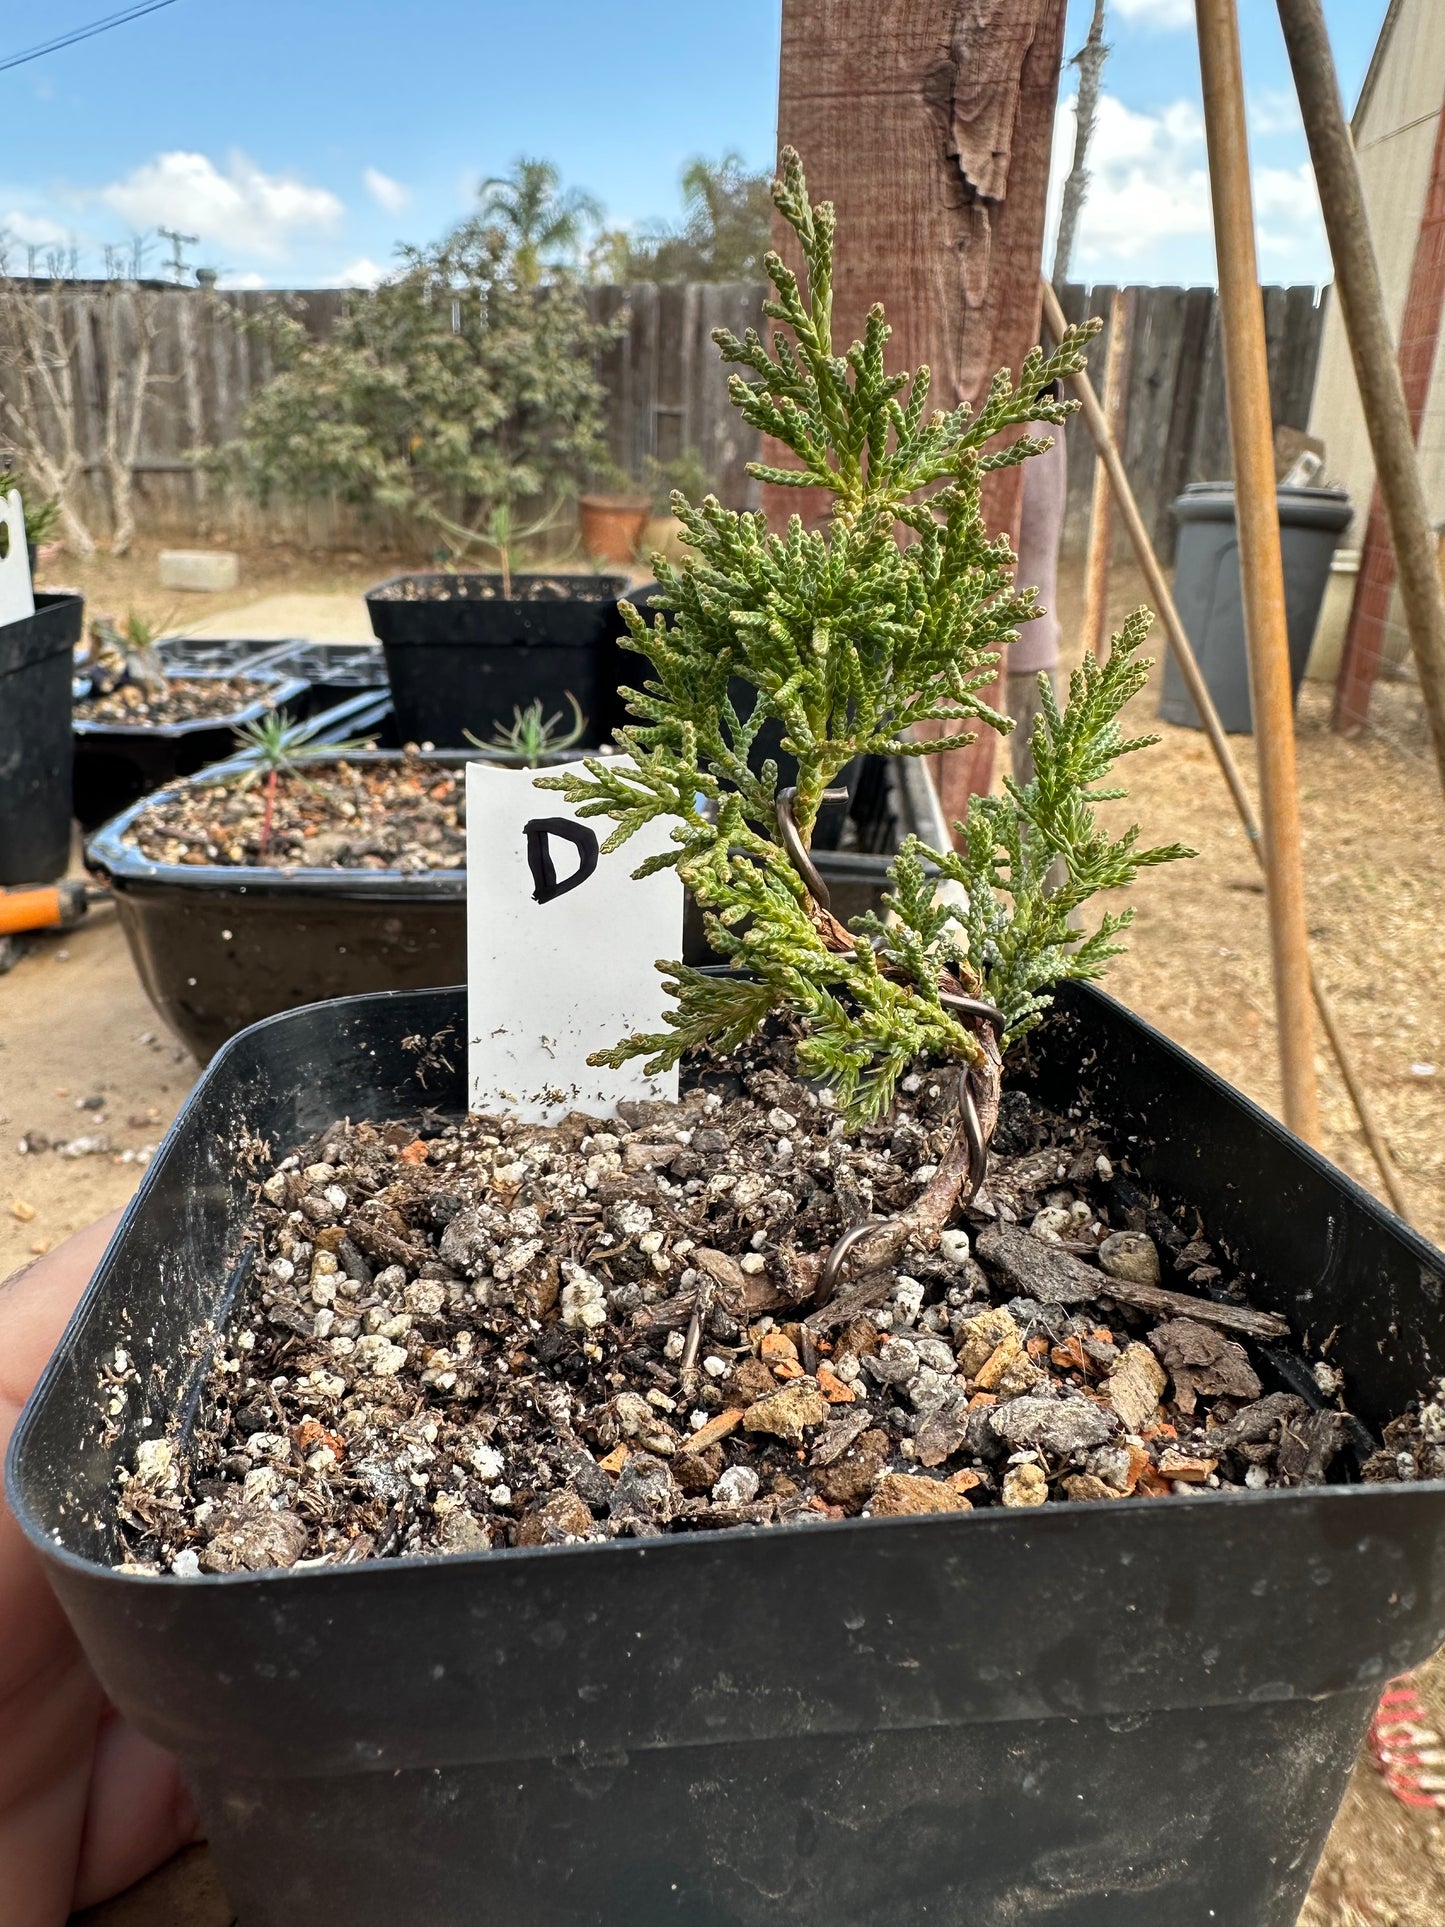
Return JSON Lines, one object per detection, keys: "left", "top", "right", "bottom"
{"left": 543, "top": 149, "right": 1190, "bottom": 1124}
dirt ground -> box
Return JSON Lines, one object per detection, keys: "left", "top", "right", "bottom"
{"left": 5, "top": 535, "right": 1443, "bottom": 1923}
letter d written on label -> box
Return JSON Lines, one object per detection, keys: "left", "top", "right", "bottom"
{"left": 465, "top": 759, "right": 683, "bottom": 1122}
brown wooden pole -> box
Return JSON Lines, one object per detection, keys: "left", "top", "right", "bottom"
{"left": 1195, "top": 0, "right": 1320, "bottom": 1146}
{"left": 1275, "top": 0, "right": 1445, "bottom": 795}
{"left": 1080, "top": 285, "right": 1133, "bottom": 659}
{"left": 1041, "top": 278, "right": 1412, "bottom": 1219}
{"left": 770, "top": 0, "right": 1067, "bottom": 822}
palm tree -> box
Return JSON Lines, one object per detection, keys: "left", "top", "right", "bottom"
{"left": 475, "top": 158, "right": 602, "bottom": 287}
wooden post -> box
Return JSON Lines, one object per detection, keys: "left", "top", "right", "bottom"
{"left": 1042, "top": 278, "right": 1411, "bottom": 1215}
{"left": 1276, "top": 0, "right": 1445, "bottom": 797}
{"left": 1195, "top": 0, "right": 1320, "bottom": 1146}
{"left": 1080, "top": 285, "right": 1133, "bottom": 659}
{"left": 771, "top": 0, "right": 1067, "bottom": 823}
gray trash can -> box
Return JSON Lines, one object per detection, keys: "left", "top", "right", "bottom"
{"left": 1159, "top": 482, "right": 1353, "bottom": 733}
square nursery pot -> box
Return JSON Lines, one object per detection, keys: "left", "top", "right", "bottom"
{"left": 73, "top": 666, "right": 312, "bottom": 834}
{"left": 364, "top": 571, "right": 630, "bottom": 750}
{"left": 0, "top": 590, "right": 84, "bottom": 885}
{"left": 84, "top": 750, "right": 938, "bottom": 1063}
{"left": 10, "top": 981, "right": 1445, "bottom": 1926}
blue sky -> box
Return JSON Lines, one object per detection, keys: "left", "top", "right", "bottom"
{"left": 0, "top": 0, "right": 1390, "bottom": 290}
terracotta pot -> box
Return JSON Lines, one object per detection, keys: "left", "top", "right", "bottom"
{"left": 578, "top": 493, "right": 650, "bottom": 566}
{"left": 643, "top": 512, "right": 689, "bottom": 565}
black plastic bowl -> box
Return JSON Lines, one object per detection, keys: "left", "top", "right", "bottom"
{"left": 365, "top": 571, "right": 630, "bottom": 749}
{"left": 9, "top": 980, "right": 1445, "bottom": 1926}
{"left": 86, "top": 751, "right": 940, "bottom": 1062}
{"left": 73, "top": 668, "right": 311, "bottom": 833}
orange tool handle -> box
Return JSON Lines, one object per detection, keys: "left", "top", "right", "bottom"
{"left": 0, "top": 881, "right": 88, "bottom": 935}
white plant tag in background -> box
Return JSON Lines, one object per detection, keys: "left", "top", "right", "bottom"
{"left": 465, "top": 759, "right": 683, "bottom": 1122}
{"left": 0, "top": 490, "right": 36, "bottom": 629}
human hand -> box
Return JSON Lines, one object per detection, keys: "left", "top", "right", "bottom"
{"left": 0, "top": 1216, "right": 199, "bottom": 1927}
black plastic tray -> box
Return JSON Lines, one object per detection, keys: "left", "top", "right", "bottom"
{"left": 9, "top": 980, "right": 1445, "bottom": 1925}
{"left": 72, "top": 668, "right": 310, "bottom": 833}
{"left": 86, "top": 751, "right": 935, "bottom": 1061}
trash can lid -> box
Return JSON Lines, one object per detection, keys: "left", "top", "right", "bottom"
{"left": 1173, "top": 481, "right": 1352, "bottom": 531}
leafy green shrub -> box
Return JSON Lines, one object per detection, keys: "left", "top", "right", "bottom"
{"left": 215, "top": 161, "right": 619, "bottom": 559}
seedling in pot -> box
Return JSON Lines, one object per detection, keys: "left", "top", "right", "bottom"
{"left": 544, "top": 146, "right": 1192, "bottom": 1294}
{"left": 464, "top": 690, "right": 587, "bottom": 766}
{"left": 222, "top": 710, "right": 376, "bottom": 856}
{"left": 432, "top": 498, "right": 570, "bottom": 596}
{"left": 85, "top": 610, "right": 175, "bottom": 696}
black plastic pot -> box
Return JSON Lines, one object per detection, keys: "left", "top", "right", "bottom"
{"left": 87, "top": 751, "right": 937, "bottom": 1062}
{"left": 365, "top": 571, "right": 629, "bottom": 749}
{"left": 9, "top": 980, "right": 1445, "bottom": 1926}
{"left": 0, "top": 590, "right": 84, "bottom": 885}
{"left": 73, "top": 668, "right": 311, "bottom": 834}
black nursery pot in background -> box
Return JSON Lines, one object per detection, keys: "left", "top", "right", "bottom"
{"left": 626, "top": 583, "right": 861, "bottom": 850}
{"left": 73, "top": 668, "right": 311, "bottom": 834}
{"left": 0, "top": 590, "right": 84, "bottom": 885}
{"left": 9, "top": 981, "right": 1445, "bottom": 1927}
{"left": 365, "top": 571, "right": 629, "bottom": 749}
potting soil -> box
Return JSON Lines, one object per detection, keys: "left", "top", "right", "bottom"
{"left": 76, "top": 674, "right": 284, "bottom": 728}
{"left": 122, "top": 761, "right": 466, "bottom": 871}
{"left": 113, "top": 1017, "right": 1397, "bottom": 1575}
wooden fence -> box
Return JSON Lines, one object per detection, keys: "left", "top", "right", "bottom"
{"left": 0, "top": 277, "right": 1327, "bottom": 559}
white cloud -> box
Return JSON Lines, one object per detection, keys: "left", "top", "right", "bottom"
{"left": 1111, "top": 0, "right": 1193, "bottom": 28}
{"left": 1047, "top": 89, "right": 1328, "bottom": 283}
{"left": 218, "top": 269, "right": 268, "bottom": 290}
{"left": 97, "top": 151, "right": 343, "bottom": 261}
{"left": 334, "top": 255, "right": 386, "bottom": 288}
{"left": 1254, "top": 161, "right": 1324, "bottom": 261}
{"left": 1, "top": 209, "right": 70, "bottom": 248}
{"left": 363, "top": 166, "right": 410, "bottom": 213}
{"left": 1047, "top": 93, "right": 1211, "bottom": 270}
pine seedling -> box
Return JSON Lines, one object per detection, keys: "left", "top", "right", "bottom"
{"left": 222, "top": 710, "right": 375, "bottom": 856}
{"left": 543, "top": 147, "right": 1189, "bottom": 1140}
{"left": 464, "top": 691, "right": 587, "bottom": 766}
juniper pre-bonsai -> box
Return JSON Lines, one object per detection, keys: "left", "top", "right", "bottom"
{"left": 545, "top": 148, "right": 1190, "bottom": 1288}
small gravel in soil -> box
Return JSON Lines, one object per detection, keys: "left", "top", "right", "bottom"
{"left": 123, "top": 760, "right": 465, "bottom": 873}
{"left": 116, "top": 1020, "right": 1383, "bottom": 1576}
{"left": 75, "top": 675, "right": 279, "bottom": 728}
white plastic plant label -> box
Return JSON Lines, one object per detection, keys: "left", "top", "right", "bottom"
{"left": 465, "top": 759, "right": 683, "bottom": 1122}
{"left": 0, "top": 489, "right": 35, "bottom": 629}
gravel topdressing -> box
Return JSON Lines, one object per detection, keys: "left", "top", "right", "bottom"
{"left": 122, "top": 761, "right": 466, "bottom": 872}
{"left": 111, "top": 1019, "right": 1393, "bottom": 1578}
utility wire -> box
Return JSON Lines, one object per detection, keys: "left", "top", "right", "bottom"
{"left": 0, "top": 0, "right": 180, "bottom": 76}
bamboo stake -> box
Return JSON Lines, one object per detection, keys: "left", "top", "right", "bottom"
{"left": 1275, "top": 0, "right": 1445, "bottom": 799}
{"left": 1041, "top": 277, "right": 1413, "bottom": 1221}
{"left": 1195, "top": 0, "right": 1320, "bottom": 1146}
{"left": 1081, "top": 286, "right": 1134, "bottom": 660}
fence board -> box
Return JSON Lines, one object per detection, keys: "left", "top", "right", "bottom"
{"left": 0, "top": 277, "right": 1325, "bottom": 558}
